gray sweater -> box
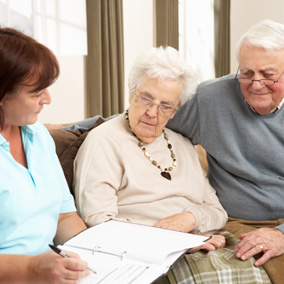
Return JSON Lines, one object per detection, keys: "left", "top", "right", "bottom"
{"left": 167, "top": 74, "right": 284, "bottom": 232}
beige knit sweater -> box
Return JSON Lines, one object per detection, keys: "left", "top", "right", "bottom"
{"left": 74, "top": 114, "right": 227, "bottom": 234}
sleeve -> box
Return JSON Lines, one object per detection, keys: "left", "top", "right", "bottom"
{"left": 73, "top": 128, "right": 129, "bottom": 227}
{"left": 275, "top": 224, "right": 284, "bottom": 234}
{"left": 187, "top": 175, "right": 228, "bottom": 234}
{"left": 41, "top": 124, "right": 76, "bottom": 213}
{"left": 166, "top": 90, "right": 201, "bottom": 145}
{"left": 177, "top": 143, "right": 227, "bottom": 234}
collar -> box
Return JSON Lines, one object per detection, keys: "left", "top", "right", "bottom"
{"left": 246, "top": 97, "right": 284, "bottom": 115}
{"left": 0, "top": 123, "right": 39, "bottom": 146}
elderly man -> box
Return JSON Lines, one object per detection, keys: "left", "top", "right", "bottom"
{"left": 167, "top": 19, "right": 284, "bottom": 283}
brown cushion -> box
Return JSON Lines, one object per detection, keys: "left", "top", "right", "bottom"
{"left": 49, "top": 117, "right": 105, "bottom": 194}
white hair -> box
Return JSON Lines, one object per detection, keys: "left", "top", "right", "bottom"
{"left": 128, "top": 46, "right": 200, "bottom": 105}
{"left": 236, "top": 19, "right": 284, "bottom": 62}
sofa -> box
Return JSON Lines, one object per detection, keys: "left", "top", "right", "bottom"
{"left": 48, "top": 118, "right": 208, "bottom": 195}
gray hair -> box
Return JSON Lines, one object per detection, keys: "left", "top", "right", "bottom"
{"left": 128, "top": 46, "right": 199, "bottom": 105}
{"left": 236, "top": 19, "right": 284, "bottom": 62}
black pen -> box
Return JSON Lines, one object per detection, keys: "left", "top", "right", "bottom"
{"left": 49, "top": 244, "right": 96, "bottom": 274}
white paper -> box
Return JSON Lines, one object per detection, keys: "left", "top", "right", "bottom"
{"left": 61, "top": 220, "right": 208, "bottom": 284}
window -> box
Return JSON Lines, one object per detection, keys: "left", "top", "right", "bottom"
{"left": 179, "top": 0, "right": 215, "bottom": 80}
{"left": 0, "top": 0, "right": 87, "bottom": 56}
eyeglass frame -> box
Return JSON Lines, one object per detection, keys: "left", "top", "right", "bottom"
{"left": 133, "top": 89, "right": 180, "bottom": 115}
{"left": 234, "top": 66, "right": 284, "bottom": 86}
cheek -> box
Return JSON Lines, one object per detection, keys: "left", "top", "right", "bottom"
{"left": 240, "top": 85, "right": 250, "bottom": 98}
{"left": 270, "top": 85, "right": 283, "bottom": 98}
{"left": 128, "top": 106, "right": 143, "bottom": 127}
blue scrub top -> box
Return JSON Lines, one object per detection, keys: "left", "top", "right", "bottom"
{"left": 0, "top": 122, "right": 76, "bottom": 255}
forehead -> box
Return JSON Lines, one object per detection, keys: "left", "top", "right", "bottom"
{"left": 139, "top": 77, "right": 182, "bottom": 102}
{"left": 239, "top": 45, "right": 284, "bottom": 71}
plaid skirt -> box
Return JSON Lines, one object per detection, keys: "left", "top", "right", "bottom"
{"left": 154, "top": 231, "right": 271, "bottom": 284}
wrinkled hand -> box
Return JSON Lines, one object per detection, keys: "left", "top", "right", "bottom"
{"left": 189, "top": 234, "right": 226, "bottom": 253}
{"left": 154, "top": 212, "right": 196, "bottom": 233}
{"left": 235, "top": 228, "right": 284, "bottom": 266}
{"left": 28, "top": 250, "right": 90, "bottom": 283}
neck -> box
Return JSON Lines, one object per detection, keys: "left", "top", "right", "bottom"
{"left": 0, "top": 125, "right": 20, "bottom": 141}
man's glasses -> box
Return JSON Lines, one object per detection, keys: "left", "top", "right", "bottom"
{"left": 134, "top": 90, "right": 179, "bottom": 115}
{"left": 235, "top": 66, "right": 284, "bottom": 86}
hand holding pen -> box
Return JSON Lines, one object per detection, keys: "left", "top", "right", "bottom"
{"left": 49, "top": 244, "right": 96, "bottom": 274}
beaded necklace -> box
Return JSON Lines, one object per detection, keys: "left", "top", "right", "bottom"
{"left": 125, "top": 109, "right": 177, "bottom": 180}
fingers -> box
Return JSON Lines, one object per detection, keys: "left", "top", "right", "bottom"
{"left": 189, "top": 235, "right": 226, "bottom": 253}
{"left": 188, "top": 242, "right": 216, "bottom": 253}
{"left": 235, "top": 228, "right": 284, "bottom": 265}
{"left": 154, "top": 213, "right": 196, "bottom": 233}
{"left": 236, "top": 242, "right": 264, "bottom": 260}
{"left": 60, "top": 258, "right": 91, "bottom": 281}
{"left": 255, "top": 250, "right": 273, "bottom": 266}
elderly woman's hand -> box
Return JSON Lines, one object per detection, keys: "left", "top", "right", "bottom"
{"left": 188, "top": 234, "right": 226, "bottom": 253}
{"left": 153, "top": 212, "right": 196, "bottom": 233}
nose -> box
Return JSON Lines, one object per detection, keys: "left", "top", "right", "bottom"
{"left": 251, "top": 80, "right": 265, "bottom": 89}
{"left": 250, "top": 73, "right": 265, "bottom": 88}
{"left": 146, "top": 104, "right": 158, "bottom": 117}
{"left": 41, "top": 89, "right": 52, "bottom": 105}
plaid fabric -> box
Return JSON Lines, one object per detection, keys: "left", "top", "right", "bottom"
{"left": 154, "top": 232, "right": 271, "bottom": 284}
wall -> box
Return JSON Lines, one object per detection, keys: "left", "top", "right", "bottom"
{"left": 39, "top": 56, "right": 86, "bottom": 124}
{"left": 230, "top": 0, "right": 284, "bottom": 72}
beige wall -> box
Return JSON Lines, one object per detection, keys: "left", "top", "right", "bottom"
{"left": 39, "top": 56, "right": 86, "bottom": 124}
{"left": 230, "top": 0, "right": 284, "bottom": 72}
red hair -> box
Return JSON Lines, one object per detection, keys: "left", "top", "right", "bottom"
{"left": 0, "top": 27, "right": 59, "bottom": 129}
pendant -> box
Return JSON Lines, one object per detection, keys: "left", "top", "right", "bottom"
{"left": 161, "top": 171, "right": 171, "bottom": 180}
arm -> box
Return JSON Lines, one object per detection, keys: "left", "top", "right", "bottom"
{"left": 154, "top": 164, "right": 227, "bottom": 234}
{"left": 54, "top": 212, "right": 87, "bottom": 245}
{"left": 0, "top": 252, "right": 90, "bottom": 284}
{"left": 0, "top": 213, "right": 88, "bottom": 283}
{"left": 186, "top": 176, "right": 228, "bottom": 234}
{"left": 74, "top": 127, "right": 128, "bottom": 227}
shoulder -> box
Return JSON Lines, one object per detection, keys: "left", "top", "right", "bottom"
{"left": 195, "top": 74, "right": 242, "bottom": 106}
{"left": 197, "top": 74, "right": 238, "bottom": 96}
{"left": 81, "top": 113, "right": 130, "bottom": 149}
{"left": 199, "top": 73, "right": 235, "bottom": 88}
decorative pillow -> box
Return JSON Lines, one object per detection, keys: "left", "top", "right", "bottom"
{"left": 49, "top": 117, "right": 105, "bottom": 195}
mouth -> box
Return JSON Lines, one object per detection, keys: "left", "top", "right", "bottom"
{"left": 250, "top": 91, "right": 270, "bottom": 96}
{"left": 141, "top": 121, "right": 156, "bottom": 127}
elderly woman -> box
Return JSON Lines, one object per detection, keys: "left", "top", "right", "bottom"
{"left": 0, "top": 27, "right": 90, "bottom": 283}
{"left": 74, "top": 46, "right": 227, "bottom": 247}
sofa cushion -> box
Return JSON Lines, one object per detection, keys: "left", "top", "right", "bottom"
{"left": 49, "top": 117, "right": 105, "bottom": 194}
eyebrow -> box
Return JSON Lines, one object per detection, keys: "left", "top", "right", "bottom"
{"left": 139, "top": 91, "right": 175, "bottom": 106}
{"left": 240, "top": 66, "right": 278, "bottom": 73}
